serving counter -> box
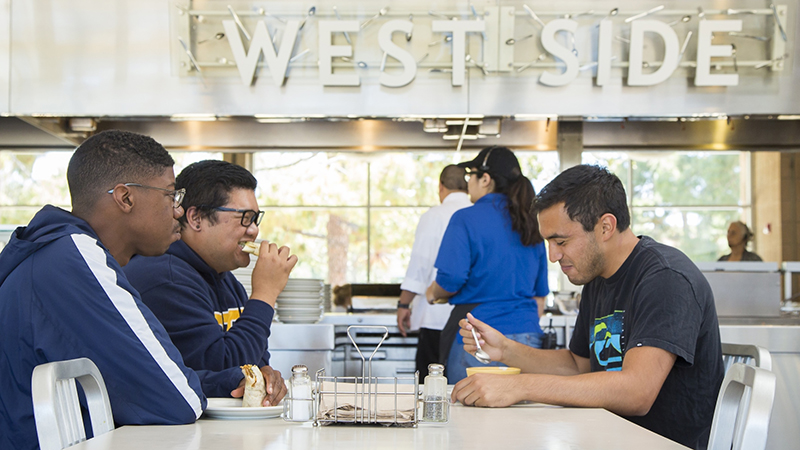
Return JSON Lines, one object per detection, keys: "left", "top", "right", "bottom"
{"left": 70, "top": 401, "right": 688, "bottom": 450}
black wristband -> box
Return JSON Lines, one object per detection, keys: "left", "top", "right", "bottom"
{"left": 397, "top": 301, "right": 410, "bottom": 309}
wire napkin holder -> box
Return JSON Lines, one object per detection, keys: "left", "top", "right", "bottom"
{"left": 313, "top": 325, "right": 423, "bottom": 426}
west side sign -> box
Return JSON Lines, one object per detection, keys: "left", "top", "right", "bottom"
{"left": 183, "top": 7, "right": 787, "bottom": 89}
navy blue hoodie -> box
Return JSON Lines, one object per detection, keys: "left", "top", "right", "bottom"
{"left": 0, "top": 206, "right": 241, "bottom": 450}
{"left": 125, "top": 240, "right": 273, "bottom": 371}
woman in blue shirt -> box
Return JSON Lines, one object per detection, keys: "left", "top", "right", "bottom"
{"left": 427, "top": 146, "right": 549, "bottom": 382}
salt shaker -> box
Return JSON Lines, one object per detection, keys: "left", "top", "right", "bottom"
{"left": 284, "top": 365, "right": 313, "bottom": 422}
{"left": 422, "top": 363, "right": 448, "bottom": 422}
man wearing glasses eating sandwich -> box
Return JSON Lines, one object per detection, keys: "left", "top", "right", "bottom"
{"left": 124, "top": 160, "right": 297, "bottom": 376}
{"left": 0, "top": 131, "right": 285, "bottom": 450}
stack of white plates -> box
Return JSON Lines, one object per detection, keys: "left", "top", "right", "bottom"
{"left": 276, "top": 278, "right": 325, "bottom": 324}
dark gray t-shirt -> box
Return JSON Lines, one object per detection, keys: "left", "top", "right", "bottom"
{"left": 570, "top": 236, "right": 724, "bottom": 450}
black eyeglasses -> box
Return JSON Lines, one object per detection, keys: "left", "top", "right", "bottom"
{"left": 206, "top": 206, "right": 265, "bottom": 227}
{"left": 107, "top": 183, "right": 185, "bottom": 208}
{"left": 464, "top": 169, "right": 485, "bottom": 183}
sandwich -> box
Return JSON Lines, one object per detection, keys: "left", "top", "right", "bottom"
{"left": 240, "top": 364, "right": 266, "bottom": 407}
{"left": 241, "top": 241, "right": 260, "bottom": 256}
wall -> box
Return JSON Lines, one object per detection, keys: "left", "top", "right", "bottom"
{"left": 754, "top": 153, "right": 784, "bottom": 262}
{"left": 782, "top": 154, "right": 800, "bottom": 263}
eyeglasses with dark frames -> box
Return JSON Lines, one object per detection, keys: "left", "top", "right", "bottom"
{"left": 464, "top": 168, "right": 486, "bottom": 183}
{"left": 107, "top": 183, "right": 185, "bottom": 208}
{"left": 205, "top": 206, "right": 265, "bottom": 227}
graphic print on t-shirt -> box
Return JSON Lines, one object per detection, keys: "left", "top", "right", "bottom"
{"left": 214, "top": 307, "right": 241, "bottom": 331}
{"left": 590, "top": 311, "right": 625, "bottom": 371}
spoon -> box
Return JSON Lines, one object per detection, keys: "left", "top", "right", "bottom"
{"left": 361, "top": 6, "right": 389, "bottom": 30}
{"left": 299, "top": 6, "right": 316, "bottom": 30}
{"left": 197, "top": 32, "right": 225, "bottom": 44}
{"left": 522, "top": 4, "right": 546, "bottom": 28}
{"left": 333, "top": 6, "right": 352, "bottom": 45}
{"left": 668, "top": 15, "right": 691, "bottom": 26}
{"left": 506, "top": 34, "right": 534, "bottom": 45}
{"left": 470, "top": 325, "right": 492, "bottom": 364}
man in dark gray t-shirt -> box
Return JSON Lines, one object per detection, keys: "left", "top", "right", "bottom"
{"left": 573, "top": 235, "right": 723, "bottom": 448}
{"left": 450, "top": 165, "right": 723, "bottom": 450}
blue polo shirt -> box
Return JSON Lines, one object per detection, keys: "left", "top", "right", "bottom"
{"left": 434, "top": 193, "right": 549, "bottom": 335}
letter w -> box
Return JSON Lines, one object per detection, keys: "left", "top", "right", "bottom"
{"left": 223, "top": 19, "right": 300, "bottom": 86}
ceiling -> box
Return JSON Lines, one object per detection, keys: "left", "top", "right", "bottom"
{"left": 2, "top": 115, "right": 800, "bottom": 153}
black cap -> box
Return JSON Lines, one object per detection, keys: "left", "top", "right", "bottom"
{"left": 457, "top": 146, "right": 522, "bottom": 182}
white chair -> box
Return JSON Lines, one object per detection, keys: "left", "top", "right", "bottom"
{"left": 31, "top": 358, "right": 114, "bottom": 450}
{"left": 707, "top": 362, "right": 777, "bottom": 450}
{"left": 722, "top": 342, "right": 772, "bottom": 371}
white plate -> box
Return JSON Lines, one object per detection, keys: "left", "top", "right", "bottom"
{"left": 203, "top": 398, "right": 283, "bottom": 420}
{"left": 277, "top": 312, "right": 323, "bottom": 318}
{"left": 277, "top": 300, "right": 323, "bottom": 306}
{"left": 277, "top": 306, "right": 323, "bottom": 312}
{"left": 285, "top": 279, "right": 324, "bottom": 287}
{"left": 278, "top": 317, "right": 321, "bottom": 324}
{"left": 277, "top": 292, "right": 323, "bottom": 299}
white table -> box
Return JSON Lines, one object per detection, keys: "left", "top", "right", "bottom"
{"left": 71, "top": 402, "right": 688, "bottom": 450}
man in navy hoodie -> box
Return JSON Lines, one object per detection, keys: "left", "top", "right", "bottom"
{"left": 124, "top": 160, "right": 298, "bottom": 372}
{"left": 0, "top": 131, "right": 284, "bottom": 450}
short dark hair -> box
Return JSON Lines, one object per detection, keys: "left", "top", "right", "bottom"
{"left": 535, "top": 164, "right": 630, "bottom": 233}
{"left": 67, "top": 130, "right": 174, "bottom": 212}
{"left": 440, "top": 165, "right": 467, "bottom": 191}
{"left": 176, "top": 160, "right": 257, "bottom": 225}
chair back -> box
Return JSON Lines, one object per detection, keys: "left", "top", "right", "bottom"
{"left": 722, "top": 343, "right": 772, "bottom": 371}
{"left": 707, "top": 362, "right": 777, "bottom": 450}
{"left": 31, "top": 358, "right": 114, "bottom": 450}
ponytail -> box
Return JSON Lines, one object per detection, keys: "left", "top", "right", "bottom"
{"left": 497, "top": 174, "right": 543, "bottom": 247}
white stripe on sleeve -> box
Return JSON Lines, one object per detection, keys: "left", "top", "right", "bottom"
{"left": 71, "top": 233, "right": 204, "bottom": 419}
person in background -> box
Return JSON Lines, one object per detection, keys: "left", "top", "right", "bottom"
{"left": 718, "top": 220, "right": 763, "bottom": 262}
{"left": 0, "top": 131, "right": 284, "bottom": 450}
{"left": 397, "top": 165, "right": 471, "bottom": 379}
{"left": 125, "top": 160, "right": 297, "bottom": 372}
{"left": 452, "top": 164, "right": 723, "bottom": 450}
{"left": 426, "top": 146, "right": 549, "bottom": 383}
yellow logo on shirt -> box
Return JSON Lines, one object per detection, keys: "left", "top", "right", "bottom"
{"left": 214, "top": 308, "right": 241, "bottom": 328}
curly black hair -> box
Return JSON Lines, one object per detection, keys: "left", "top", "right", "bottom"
{"left": 175, "top": 160, "right": 257, "bottom": 225}
{"left": 68, "top": 130, "right": 174, "bottom": 212}
{"left": 535, "top": 164, "right": 630, "bottom": 233}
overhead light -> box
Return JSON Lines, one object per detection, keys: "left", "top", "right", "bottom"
{"left": 584, "top": 116, "right": 625, "bottom": 122}
{"left": 442, "top": 134, "right": 478, "bottom": 140}
{"left": 777, "top": 115, "right": 800, "bottom": 120}
{"left": 254, "top": 115, "right": 307, "bottom": 123}
{"left": 423, "top": 118, "right": 448, "bottom": 133}
{"left": 68, "top": 118, "right": 96, "bottom": 132}
{"left": 170, "top": 114, "right": 217, "bottom": 122}
{"left": 478, "top": 118, "right": 501, "bottom": 136}
{"left": 514, "top": 114, "right": 557, "bottom": 121}
{"left": 626, "top": 117, "right": 680, "bottom": 122}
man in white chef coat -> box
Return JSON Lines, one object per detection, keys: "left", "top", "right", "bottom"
{"left": 397, "top": 165, "right": 471, "bottom": 378}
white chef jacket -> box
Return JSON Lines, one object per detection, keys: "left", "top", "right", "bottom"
{"left": 400, "top": 192, "right": 472, "bottom": 331}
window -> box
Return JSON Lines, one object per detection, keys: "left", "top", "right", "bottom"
{"left": 0, "top": 150, "right": 221, "bottom": 226}
{"left": 253, "top": 150, "right": 560, "bottom": 285}
{"left": 583, "top": 151, "right": 750, "bottom": 262}
{"left": 2, "top": 148, "right": 743, "bottom": 286}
